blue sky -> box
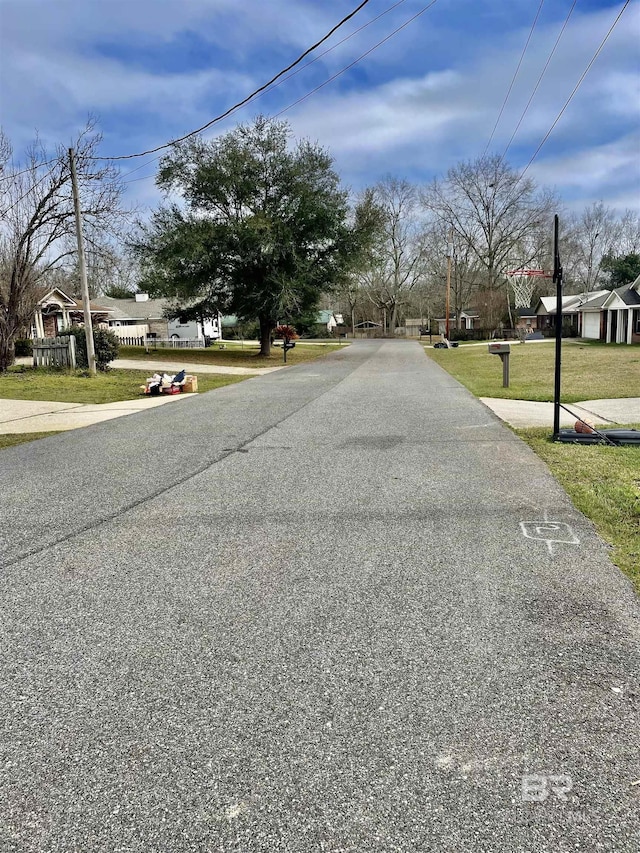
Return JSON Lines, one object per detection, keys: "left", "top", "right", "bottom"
{"left": 1, "top": 0, "right": 638, "bottom": 213}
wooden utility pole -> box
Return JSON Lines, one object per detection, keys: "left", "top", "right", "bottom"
{"left": 445, "top": 228, "right": 453, "bottom": 339}
{"left": 552, "top": 214, "right": 563, "bottom": 440}
{"left": 69, "top": 148, "right": 96, "bottom": 375}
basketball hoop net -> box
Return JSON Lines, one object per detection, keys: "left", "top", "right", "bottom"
{"left": 506, "top": 268, "right": 551, "bottom": 308}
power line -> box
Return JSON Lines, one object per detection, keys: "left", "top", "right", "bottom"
{"left": 0, "top": 156, "right": 59, "bottom": 184}
{"left": 482, "top": 0, "right": 546, "bottom": 157}
{"left": 92, "top": 0, "right": 375, "bottom": 161}
{"left": 117, "top": 0, "right": 415, "bottom": 185}
{"left": 501, "top": 0, "right": 577, "bottom": 162}
{"left": 274, "top": 0, "right": 441, "bottom": 119}
{"left": 0, "top": 162, "right": 62, "bottom": 218}
{"left": 521, "top": 0, "right": 631, "bottom": 177}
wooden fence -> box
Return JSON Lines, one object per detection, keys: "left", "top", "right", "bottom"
{"left": 33, "top": 335, "right": 77, "bottom": 369}
{"left": 145, "top": 338, "right": 206, "bottom": 350}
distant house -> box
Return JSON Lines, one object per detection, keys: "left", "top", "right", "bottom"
{"left": 31, "top": 287, "right": 110, "bottom": 338}
{"left": 99, "top": 294, "right": 221, "bottom": 343}
{"left": 515, "top": 307, "right": 539, "bottom": 331}
{"left": 595, "top": 277, "right": 640, "bottom": 344}
{"left": 535, "top": 277, "right": 640, "bottom": 343}
{"left": 434, "top": 310, "right": 479, "bottom": 335}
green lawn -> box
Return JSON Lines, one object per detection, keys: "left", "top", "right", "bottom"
{"left": 426, "top": 340, "right": 640, "bottom": 402}
{"left": 517, "top": 427, "right": 640, "bottom": 595}
{"left": 0, "top": 367, "right": 247, "bottom": 404}
{"left": 0, "top": 432, "right": 62, "bottom": 451}
{"left": 119, "top": 341, "right": 346, "bottom": 368}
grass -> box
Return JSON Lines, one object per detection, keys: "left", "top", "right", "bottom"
{"left": 426, "top": 340, "right": 640, "bottom": 402}
{"left": 119, "top": 341, "right": 346, "bottom": 368}
{"left": 517, "top": 427, "right": 640, "bottom": 595}
{"left": 0, "top": 432, "right": 62, "bottom": 451}
{"left": 0, "top": 367, "right": 247, "bottom": 404}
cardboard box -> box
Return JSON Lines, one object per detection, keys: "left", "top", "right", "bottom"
{"left": 183, "top": 375, "right": 198, "bottom": 393}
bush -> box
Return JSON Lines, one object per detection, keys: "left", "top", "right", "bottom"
{"left": 59, "top": 325, "right": 120, "bottom": 371}
{"left": 14, "top": 339, "right": 33, "bottom": 357}
{"left": 448, "top": 328, "right": 469, "bottom": 342}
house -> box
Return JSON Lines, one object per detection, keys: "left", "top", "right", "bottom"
{"left": 595, "top": 276, "right": 640, "bottom": 344}
{"left": 536, "top": 277, "right": 640, "bottom": 343}
{"left": 535, "top": 292, "right": 608, "bottom": 335}
{"left": 99, "top": 294, "right": 221, "bottom": 343}
{"left": 514, "top": 307, "right": 539, "bottom": 331}
{"left": 31, "top": 287, "right": 111, "bottom": 337}
{"left": 434, "top": 310, "right": 479, "bottom": 335}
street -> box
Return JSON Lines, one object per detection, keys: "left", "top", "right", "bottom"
{"left": 1, "top": 340, "right": 638, "bottom": 852}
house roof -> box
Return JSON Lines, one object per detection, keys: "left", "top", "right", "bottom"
{"left": 537, "top": 291, "right": 609, "bottom": 314}
{"left": 614, "top": 281, "right": 640, "bottom": 306}
{"left": 98, "top": 295, "right": 167, "bottom": 320}
{"left": 35, "top": 286, "right": 77, "bottom": 307}
{"left": 516, "top": 307, "right": 537, "bottom": 317}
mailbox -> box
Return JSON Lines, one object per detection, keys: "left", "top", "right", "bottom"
{"left": 488, "top": 341, "right": 511, "bottom": 387}
{"left": 488, "top": 342, "right": 511, "bottom": 354}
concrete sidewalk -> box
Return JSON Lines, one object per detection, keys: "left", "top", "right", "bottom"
{"left": 0, "top": 392, "right": 195, "bottom": 433}
{"left": 482, "top": 396, "right": 640, "bottom": 428}
{"left": 112, "top": 357, "right": 282, "bottom": 376}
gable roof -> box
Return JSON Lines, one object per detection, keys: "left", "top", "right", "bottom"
{"left": 35, "top": 286, "right": 77, "bottom": 307}
{"left": 98, "top": 295, "right": 168, "bottom": 320}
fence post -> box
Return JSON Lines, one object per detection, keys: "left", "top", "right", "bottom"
{"left": 68, "top": 334, "right": 77, "bottom": 369}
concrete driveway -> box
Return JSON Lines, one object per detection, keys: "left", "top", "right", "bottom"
{"left": 0, "top": 340, "right": 638, "bottom": 852}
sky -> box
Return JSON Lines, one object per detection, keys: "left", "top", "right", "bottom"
{"left": 1, "top": 0, "right": 638, "bottom": 215}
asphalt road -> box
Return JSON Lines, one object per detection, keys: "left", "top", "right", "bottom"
{"left": 1, "top": 340, "right": 638, "bottom": 853}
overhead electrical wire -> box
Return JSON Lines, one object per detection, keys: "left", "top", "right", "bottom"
{"left": 117, "top": 0, "right": 438, "bottom": 185}
{"left": 482, "top": 0, "right": 546, "bottom": 157}
{"left": 520, "top": 0, "right": 631, "bottom": 177}
{"left": 500, "top": 0, "right": 577, "bottom": 162}
{"left": 92, "top": 0, "right": 375, "bottom": 161}
{"left": 273, "top": 0, "right": 441, "bottom": 119}
{"left": 115, "top": 0, "right": 415, "bottom": 184}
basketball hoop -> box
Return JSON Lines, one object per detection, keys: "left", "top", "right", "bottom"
{"left": 506, "top": 268, "right": 551, "bottom": 308}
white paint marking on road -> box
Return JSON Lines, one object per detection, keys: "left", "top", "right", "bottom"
{"left": 519, "top": 521, "right": 581, "bottom": 555}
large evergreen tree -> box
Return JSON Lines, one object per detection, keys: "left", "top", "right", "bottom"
{"left": 136, "top": 117, "right": 378, "bottom": 355}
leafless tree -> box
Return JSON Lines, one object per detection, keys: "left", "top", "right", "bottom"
{"left": 562, "top": 202, "right": 623, "bottom": 293}
{"left": 422, "top": 155, "right": 556, "bottom": 327}
{"left": 0, "top": 121, "right": 125, "bottom": 370}
{"left": 360, "top": 177, "right": 426, "bottom": 334}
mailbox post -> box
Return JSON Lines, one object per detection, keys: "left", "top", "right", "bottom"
{"left": 488, "top": 342, "right": 511, "bottom": 387}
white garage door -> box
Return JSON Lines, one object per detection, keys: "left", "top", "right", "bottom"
{"left": 583, "top": 312, "right": 600, "bottom": 339}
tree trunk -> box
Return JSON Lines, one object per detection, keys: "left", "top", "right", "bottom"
{"left": 389, "top": 304, "right": 398, "bottom": 337}
{"left": 259, "top": 315, "right": 274, "bottom": 357}
{"left": 0, "top": 332, "right": 16, "bottom": 373}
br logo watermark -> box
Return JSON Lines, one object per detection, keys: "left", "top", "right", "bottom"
{"left": 522, "top": 774, "right": 573, "bottom": 802}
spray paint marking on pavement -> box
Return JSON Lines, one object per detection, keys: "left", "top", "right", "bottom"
{"left": 519, "top": 521, "right": 581, "bottom": 555}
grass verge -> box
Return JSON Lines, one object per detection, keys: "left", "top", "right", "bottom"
{"left": 118, "top": 342, "right": 346, "bottom": 368}
{"left": 0, "top": 432, "right": 62, "bottom": 451}
{"left": 0, "top": 367, "right": 247, "bottom": 404}
{"left": 426, "top": 340, "right": 640, "bottom": 402}
{"left": 517, "top": 427, "right": 640, "bottom": 594}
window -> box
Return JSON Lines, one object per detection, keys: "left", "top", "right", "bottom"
{"left": 634, "top": 310, "right": 640, "bottom": 335}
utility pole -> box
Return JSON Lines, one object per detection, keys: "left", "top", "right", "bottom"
{"left": 69, "top": 148, "right": 96, "bottom": 375}
{"left": 552, "top": 214, "right": 563, "bottom": 439}
{"left": 445, "top": 228, "right": 453, "bottom": 339}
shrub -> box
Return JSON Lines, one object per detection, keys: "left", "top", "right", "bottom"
{"left": 59, "top": 325, "right": 120, "bottom": 371}
{"left": 14, "top": 339, "right": 33, "bottom": 357}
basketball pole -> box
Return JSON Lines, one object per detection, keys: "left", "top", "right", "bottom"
{"left": 553, "top": 214, "right": 563, "bottom": 440}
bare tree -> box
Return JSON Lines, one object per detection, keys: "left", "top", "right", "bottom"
{"left": 422, "top": 155, "right": 556, "bottom": 327}
{"left": 0, "top": 122, "right": 125, "bottom": 370}
{"left": 563, "top": 202, "right": 623, "bottom": 293}
{"left": 361, "top": 177, "right": 425, "bottom": 335}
